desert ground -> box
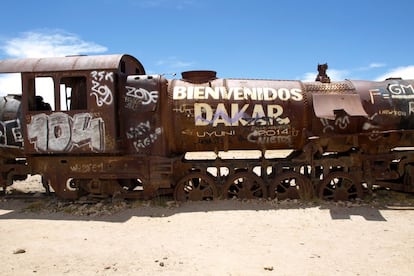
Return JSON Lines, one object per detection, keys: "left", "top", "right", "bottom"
{"left": 1, "top": 175, "right": 414, "bottom": 276}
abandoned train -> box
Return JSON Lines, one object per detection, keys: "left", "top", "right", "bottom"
{"left": 1, "top": 54, "right": 414, "bottom": 201}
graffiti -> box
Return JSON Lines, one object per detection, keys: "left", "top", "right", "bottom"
{"left": 244, "top": 116, "right": 290, "bottom": 126}
{"left": 90, "top": 71, "right": 114, "bottom": 106}
{"left": 379, "top": 109, "right": 407, "bottom": 116}
{"left": 173, "top": 86, "right": 303, "bottom": 101}
{"left": 91, "top": 70, "right": 114, "bottom": 82}
{"left": 410, "top": 102, "right": 414, "bottom": 115}
{"left": 181, "top": 129, "right": 193, "bottom": 136}
{"left": 247, "top": 128, "right": 294, "bottom": 144}
{"left": 194, "top": 103, "right": 288, "bottom": 127}
{"left": 362, "top": 113, "right": 381, "bottom": 131}
{"left": 196, "top": 130, "right": 235, "bottom": 138}
{"left": 369, "top": 89, "right": 382, "bottom": 104}
{"left": 370, "top": 83, "right": 414, "bottom": 104}
{"left": 125, "top": 86, "right": 158, "bottom": 107}
{"left": 320, "top": 118, "right": 334, "bottom": 133}
{"left": 126, "top": 121, "right": 162, "bottom": 151}
{"left": 173, "top": 104, "right": 194, "bottom": 117}
{"left": 388, "top": 83, "right": 414, "bottom": 98}
{"left": 173, "top": 86, "right": 300, "bottom": 129}
{"left": 27, "top": 113, "right": 105, "bottom": 152}
{"left": 0, "top": 119, "right": 23, "bottom": 148}
{"left": 335, "top": 115, "right": 350, "bottom": 129}
{"left": 321, "top": 115, "right": 350, "bottom": 132}
{"left": 70, "top": 162, "right": 104, "bottom": 173}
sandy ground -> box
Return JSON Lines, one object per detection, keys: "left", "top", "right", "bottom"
{"left": 1, "top": 176, "right": 414, "bottom": 276}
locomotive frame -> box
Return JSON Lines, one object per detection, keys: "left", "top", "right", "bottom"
{"left": 1, "top": 54, "right": 414, "bottom": 201}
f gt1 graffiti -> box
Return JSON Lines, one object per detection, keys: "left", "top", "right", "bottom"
{"left": 90, "top": 70, "right": 114, "bottom": 107}
{"left": 0, "top": 119, "right": 23, "bottom": 148}
{"left": 126, "top": 121, "right": 162, "bottom": 151}
{"left": 27, "top": 113, "right": 105, "bottom": 152}
{"left": 369, "top": 83, "right": 414, "bottom": 104}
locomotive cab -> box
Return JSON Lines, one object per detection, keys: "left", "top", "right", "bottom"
{"left": 10, "top": 54, "right": 146, "bottom": 155}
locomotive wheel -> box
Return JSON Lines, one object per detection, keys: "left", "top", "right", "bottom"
{"left": 120, "top": 179, "right": 144, "bottom": 191}
{"left": 319, "top": 172, "right": 363, "bottom": 201}
{"left": 76, "top": 178, "right": 123, "bottom": 198}
{"left": 269, "top": 171, "right": 313, "bottom": 200}
{"left": 174, "top": 172, "right": 218, "bottom": 201}
{"left": 223, "top": 172, "right": 267, "bottom": 199}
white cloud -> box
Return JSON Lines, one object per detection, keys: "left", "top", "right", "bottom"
{"left": 0, "top": 30, "right": 108, "bottom": 97}
{"left": 355, "top": 63, "right": 386, "bottom": 72}
{"left": 0, "top": 73, "right": 21, "bottom": 95}
{"left": 375, "top": 66, "right": 414, "bottom": 81}
{"left": 301, "top": 72, "right": 315, "bottom": 82}
{"left": 156, "top": 56, "right": 194, "bottom": 69}
{"left": 368, "top": 63, "right": 386, "bottom": 69}
{"left": 2, "top": 30, "right": 107, "bottom": 58}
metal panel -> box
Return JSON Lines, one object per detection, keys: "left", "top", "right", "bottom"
{"left": 169, "top": 76, "right": 307, "bottom": 152}
{"left": 119, "top": 75, "right": 167, "bottom": 156}
{"left": 312, "top": 94, "right": 368, "bottom": 120}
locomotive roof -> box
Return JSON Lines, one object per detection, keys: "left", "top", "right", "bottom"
{"left": 0, "top": 54, "right": 145, "bottom": 73}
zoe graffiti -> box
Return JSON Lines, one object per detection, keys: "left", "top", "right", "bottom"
{"left": 125, "top": 86, "right": 159, "bottom": 107}
{"left": 27, "top": 113, "right": 105, "bottom": 152}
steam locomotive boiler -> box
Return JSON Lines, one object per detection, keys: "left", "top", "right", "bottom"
{"left": 0, "top": 54, "right": 414, "bottom": 201}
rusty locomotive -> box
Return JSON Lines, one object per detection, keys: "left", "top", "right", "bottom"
{"left": 0, "top": 54, "right": 414, "bottom": 201}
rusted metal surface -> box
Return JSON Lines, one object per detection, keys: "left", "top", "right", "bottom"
{"left": 1, "top": 55, "right": 414, "bottom": 201}
{"left": 0, "top": 54, "right": 145, "bottom": 74}
{"left": 169, "top": 76, "right": 308, "bottom": 153}
{"left": 269, "top": 171, "right": 313, "bottom": 200}
{"left": 319, "top": 171, "right": 363, "bottom": 201}
{"left": 119, "top": 75, "right": 168, "bottom": 156}
{"left": 312, "top": 94, "right": 368, "bottom": 120}
{"left": 0, "top": 95, "right": 23, "bottom": 152}
{"left": 17, "top": 54, "right": 146, "bottom": 155}
{"left": 181, "top": 70, "right": 217, "bottom": 83}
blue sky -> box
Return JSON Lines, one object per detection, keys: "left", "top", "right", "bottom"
{"left": 0, "top": 0, "right": 413, "bottom": 87}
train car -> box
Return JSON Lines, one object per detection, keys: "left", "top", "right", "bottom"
{"left": 0, "top": 54, "right": 414, "bottom": 201}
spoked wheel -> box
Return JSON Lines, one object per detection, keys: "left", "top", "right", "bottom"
{"left": 319, "top": 171, "right": 363, "bottom": 201}
{"left": 269, "top": 171, "right": 313, "bottom": 200}
{"left": 223, "top": 172, "right": 267, "bottom": 199}
{"left": 174, "top": 172, "right": 218, "bottom": 201}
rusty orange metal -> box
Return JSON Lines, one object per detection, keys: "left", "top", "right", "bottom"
{"left": 0, "top": 55, "right": 414, "bottom": 201}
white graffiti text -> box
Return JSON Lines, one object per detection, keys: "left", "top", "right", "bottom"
{"left": 27, "top": 113, "right": 105, "bottom": 152}
{"left": 173, "top": 86, "right": 303, "bottom": 101}
{"left": 90, "top": 71, "right": 114, "bottom": 106}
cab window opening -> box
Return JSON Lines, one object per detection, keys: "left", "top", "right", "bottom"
{"left": 60, "top": 76, "right": 87, "bottom": 111}
{"left": 29, "top": 76, "right": 54, "bottom": 111}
